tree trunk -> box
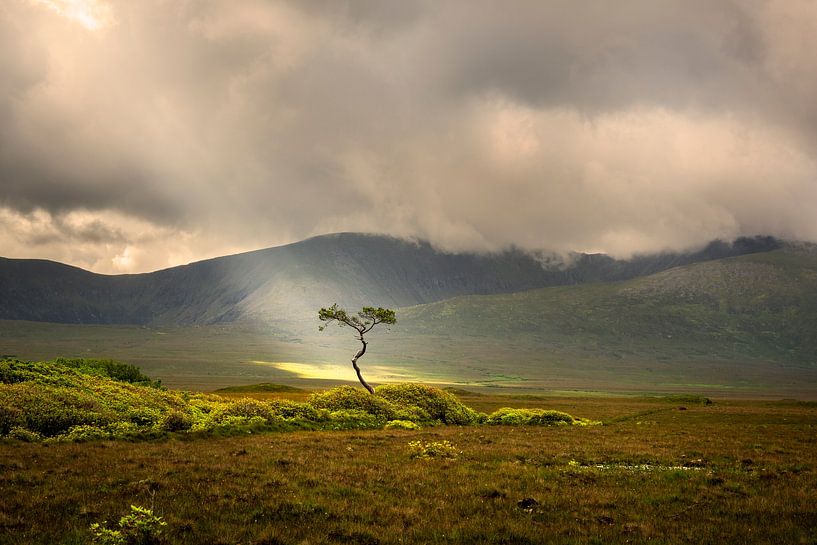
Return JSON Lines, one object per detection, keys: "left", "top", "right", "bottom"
{"left": 351, "top": 336, "right": 374, "bottom": 394}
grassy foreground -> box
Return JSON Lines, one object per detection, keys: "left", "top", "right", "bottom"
{"left": 2, "top": 393, "right": 816, "bottom": 542}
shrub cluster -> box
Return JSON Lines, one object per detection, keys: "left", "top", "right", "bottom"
{"left": 53, "top": 358, "right": 162, "bottom": 388}
{"left": 485, "top": 407, "right": 599, "bottom": 427}
{"left": 1, "top": 358, "right": 597, "bottom": 443}
{"left": 90, "top": 504, "right": 166, "bottom": 545}
{"left": 375, "top": 383, "right": 482, "bottom": 424}
{"left": 407, "top": 440, "right": 460, "bottom": 459}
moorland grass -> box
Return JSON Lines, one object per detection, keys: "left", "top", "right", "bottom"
{"left": 1, "top": 396, "right": 815, "bottom": 544}
{"left": 2, "top": 358, "right": 816, "bottom": 543}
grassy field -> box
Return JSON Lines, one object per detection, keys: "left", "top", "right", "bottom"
{"left": 2, "top": 319, "right": 817, "bottom": 398}
{"left": 1, "top": 391, "right": 816, "bottom": 545}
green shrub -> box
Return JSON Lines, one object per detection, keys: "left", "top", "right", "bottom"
{"left": 385, "top": 420, "right": 421, "bottom": 430}
{"left": 0, "top": 383, "right": 111, "bottom": 437}
{"left": 7, "top": 426, "right": 41, "bottom": 442}
{"left": 53, "top": 358, "right": 161, "bottom": 388}
{"left": 61, "top": 424, "right": 111, "bottom": 442}
{"left": 126, "top": 408, "right": 163, "bottom": 427}
{"left": 658, "top": 394, "right": 714, "bottom": 406}
{"left": 90, "top": 505, "right": 167, "bottom": 545}
{"left": 0, "top": 358, "right": 67, "bottom": 385}
{"left": 324, "top": 409, "right": 385, "bottom": 430}
{"left": 486, "top": 408, "right": 576, "bottom": 426}
{"left": 0, "top": 400, "right": 23, "bottom": 434}
{"left": 267, "top": 399, "right": 329, "bottom": 422}
{"left": 309, "top": 386, "right": 401, "bottom": 420}
{"left": 218, "top": 398, "right": 278, "bottom": 421}
{"left": 160, "top": 410, "right": 193, "bottom": 432}
{"left": 407, "top": 440, "right": 460, "bottom": 459}
{"left": 106, "top": 421, "right": 143, "bottom": 439}
{"left": 376, "top": 384, "right": 480, "bottom": 424}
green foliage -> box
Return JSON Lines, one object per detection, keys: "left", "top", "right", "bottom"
{"left": 318, "top": 304, "right": 396, "bottom": 332}
{"left": 324, "top": 409, "right": 385, "bottom": 430}
{"left": 53, "top": 358, "right": 162, "bottom": 388}
{"left": 0, "top": 382, "right": 111, "bottom": 436}
{"left": 407, "top": 440, "right": 460, "bottom": 459}
{"left": 60, "top": 424, "right": 111, "bottom": 442}
{"left": 0, "top": 399, "right": 23, "bottom": 435}
{"left": 90, "top": 505, "right": 167, "bottom": 545}
{"left": 160, "top": 410, "right": 193, "bottom": 432}
{"left": 216, "top": 397, "right": 280, "bottom": 422}
{"left": 7, "top": 426, "right": 41, "bottom": 442}
{"left": 267, "top": 399, "right": 329, "bottom": 422}
{"left": 376, "top": 383, "right": 482, "bottom": 424}
{"left": 309, "top": 386, "right": 401, "bottom": 420}
{"left": 486, "top": 407, "right": 582, "bottom": 426}
{"left": 385, "top": 419, "right": 421, "bottom": 430}
{"left": 0, "top": 358, "right": 598, "bottom": 441}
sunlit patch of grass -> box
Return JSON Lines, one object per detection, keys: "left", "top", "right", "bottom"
{"left": 254, "top": 361, "right": 416, "bottom": 382}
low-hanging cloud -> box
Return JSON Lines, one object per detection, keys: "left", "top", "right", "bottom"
{"left": 1, "top": 0, "right": 816, "bottom": 272}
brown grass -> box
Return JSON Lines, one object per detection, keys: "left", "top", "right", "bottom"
{"left": 1, "top": 396, "right": 815, "bottom": 544}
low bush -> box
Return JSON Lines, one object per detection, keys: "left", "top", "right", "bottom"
{"left": 385, "top": 420, "right": 421, "bottom": 430}
{"left": 53, "top": 358, "right": 161, "bottom": 388}
{"left": 486, "top": 408, "right": 576, "bottom": 426}
{"left": 7, "top": 426, "right": 41, "bottom": 442}
{"left": 0, "top": 383, "right": 111, "bottom": 436}
{"left": 309, "top": 386, "right": 401, "bottom": 420}
{"left": 375, "top": 383, "right": 482, "bottom": 425}
{"left": 216, "top": 398, "right": 279, "bottom": 422}
{"left": 268, "top": 399, "right": 329, "bottom": 422}
{"left": 61, "top": 424, "right": 111, "bottom": 442}
{"left": 324, "top": 409, "right": 385, "bottom": 430}
{"left": 160, "top": 410, "right": 193, "bottom": 432}
{"left": 407, "top": 440, "right": 460, "bottom": 459}
{"left": 90, "top": 504, "right": 167, "bottom": 545}
{"left": 658, "top": 394, "right": 714, "bottom": 406}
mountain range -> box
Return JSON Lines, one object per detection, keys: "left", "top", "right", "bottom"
{"left": 0, "top": 232, "right": 784, "bottom": 327}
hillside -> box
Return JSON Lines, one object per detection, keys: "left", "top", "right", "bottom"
{"left": 0, "top": 233, "right": 781, "bottom": 327}
{"left": 386, "top": 246, "right": 817, "bottom": 371}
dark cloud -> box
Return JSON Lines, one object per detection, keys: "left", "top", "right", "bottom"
{"left": 0, "top": 0, "right": 816, "bottom": 272}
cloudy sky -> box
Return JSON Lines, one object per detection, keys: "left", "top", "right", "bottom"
{"left": 2, "top": 0, "right": 817, "bottom": 273}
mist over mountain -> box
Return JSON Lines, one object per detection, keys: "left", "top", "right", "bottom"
{"left": 0, "top": 232, "right": 782, "bottom": 327}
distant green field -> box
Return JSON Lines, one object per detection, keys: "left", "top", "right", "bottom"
{"left": 2, "top": 318, "right": 816, "bottom": 398}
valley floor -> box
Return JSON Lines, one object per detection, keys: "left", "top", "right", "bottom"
{"left": 1, "top": 395, "right": 815, "bottom": 544}
{"left": 4, "top": 320, "right": 817, "bottom": 398}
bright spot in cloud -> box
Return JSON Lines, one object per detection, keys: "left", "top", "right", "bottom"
{"left": 111, "top": 246, "right": 135, "bottom": 272}
{"left": 31, "top": 0, "right": 113, "bottom": 31}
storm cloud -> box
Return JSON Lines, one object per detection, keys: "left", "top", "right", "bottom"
{"left": 1, "top": 0, "right": 816, "bottom": 272}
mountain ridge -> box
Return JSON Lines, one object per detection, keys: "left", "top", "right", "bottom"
{"left": 0, "top": 232, "right": 784, "bottom": 326}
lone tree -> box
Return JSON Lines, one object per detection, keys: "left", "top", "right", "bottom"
{"left": 318, "top": 304, "right": 396, "bottom": 394}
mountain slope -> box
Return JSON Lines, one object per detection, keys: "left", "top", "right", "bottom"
{"left": 0, "top": 232, "right": 782, "bottom": 326}
{"left": 395, "top": 245, "right": 817, "bottom": 367}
